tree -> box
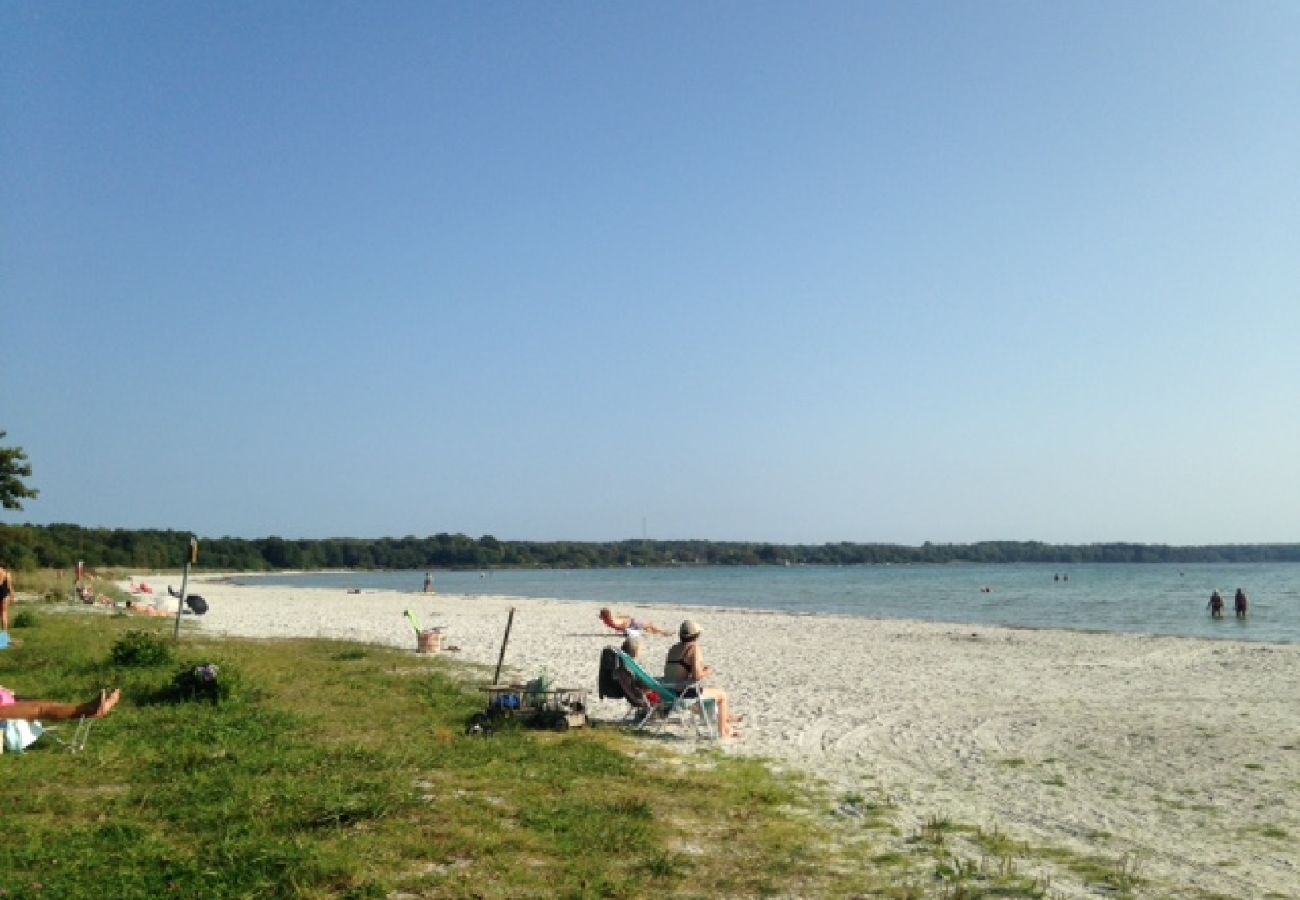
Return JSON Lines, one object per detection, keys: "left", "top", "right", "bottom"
{"left": 0, "top": 432, "right": 39, "bottom": 511}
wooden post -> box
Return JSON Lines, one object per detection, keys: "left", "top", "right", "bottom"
{"left": 492, "top": 607, "right": 516, "bottom": 685}
{"left": 173, "top": 536, "right": 198, "bottom": 640}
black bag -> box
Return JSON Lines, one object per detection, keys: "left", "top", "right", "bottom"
{"left": 185, "top": 594, "right": 208, "bottom": 615}
{"left": 598, "top": 647, "right": 625, "bottom": 700}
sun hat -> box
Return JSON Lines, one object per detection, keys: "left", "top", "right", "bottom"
{"left": 679, "top": 620, "right": 702, "bottom": 640}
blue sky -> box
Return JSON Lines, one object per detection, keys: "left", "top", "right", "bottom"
{"left": 3, "top": 2, "right": 1298, "bottom": 544}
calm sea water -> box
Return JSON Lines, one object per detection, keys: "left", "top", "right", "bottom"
{"left": 242, "top": 563, "right": 1300, "bottom": 644}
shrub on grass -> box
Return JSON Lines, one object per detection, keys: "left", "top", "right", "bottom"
{"left": 11, "top": 610, "right": 38, "bottom": 628}
{"left": 164, "top": 660, "right": 244, "bottom": 705}
{"left": 110, "top": 630, "right": 175, "bottom": 667}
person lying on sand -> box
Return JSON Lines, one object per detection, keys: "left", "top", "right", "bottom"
{"left": 599, "top": 608, "right": 672, "bottom": 637}
{"left": 125, "top": 601, "right": 170, "bottom": 617}
{"left": 0, "top": 688, "right": 122, "bottom": 722}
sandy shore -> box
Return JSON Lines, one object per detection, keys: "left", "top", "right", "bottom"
{"left": 155, "top": 577, "right": 1298, "bottom": 897}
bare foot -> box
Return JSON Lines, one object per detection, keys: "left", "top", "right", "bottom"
{"left": 94, "top": 689, "right": 122, "bottom": 718}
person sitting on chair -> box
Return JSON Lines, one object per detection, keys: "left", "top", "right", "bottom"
{"left": 614, "top": 637, "right": 661, "bottom": 723}
{"left": 599, "top": 608, "right": 672, "bottom": 637}
{"left": 0, "top": 687, "right": 121, "bottom": 722}
{"left": 664, "top": 620, "right": 740, "bottom": 739}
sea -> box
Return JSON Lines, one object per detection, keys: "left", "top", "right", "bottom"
{"left": 241, "top": 562, "right": 1300, "bottom": 645}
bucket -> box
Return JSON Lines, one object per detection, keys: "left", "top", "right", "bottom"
{"left": 417, "top": 629, "right": 442, "bottom": 654}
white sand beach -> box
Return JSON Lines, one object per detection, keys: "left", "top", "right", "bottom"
{"left": 161, "top": 578, "right": 1299, "bottom": 898}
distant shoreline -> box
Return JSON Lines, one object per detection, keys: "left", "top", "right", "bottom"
{"left": 8, "top": 523, "right": 1300, "bottom": 574}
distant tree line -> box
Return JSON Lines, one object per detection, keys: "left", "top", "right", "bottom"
{"left": 2, "top": 523, "right": 1299, "bottom": 572}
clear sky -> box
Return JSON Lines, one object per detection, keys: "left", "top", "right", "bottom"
{"left": 3, "top": 2, "right": 1298, "bottom": 545}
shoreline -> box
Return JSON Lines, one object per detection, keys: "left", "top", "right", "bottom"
{"left": 160, "top": 577, "right": 1299, "bottom": 897}
{"left": 225, "top": 563, "right": 1300, "bottom": 647}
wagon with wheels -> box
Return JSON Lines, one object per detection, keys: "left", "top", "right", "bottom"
{"left": 467, "top": 683, "right": 589, "bottom": 735}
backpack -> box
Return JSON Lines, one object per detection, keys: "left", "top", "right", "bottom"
{"left": 598, "top": 647, "right": 625, "bottom": 700}
{"left": 185, "top": 594, "right": 208, "bottom": 615}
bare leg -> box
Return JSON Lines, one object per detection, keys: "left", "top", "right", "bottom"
{"left": 1, "top": 689, "right": 120, "bottom": 722}
{"left": 702, "top": 687, "right": 738, "bottom": 738}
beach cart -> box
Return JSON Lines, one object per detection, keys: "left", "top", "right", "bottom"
{"left": 467, "top": 683, "right": 589, "bottom": 734}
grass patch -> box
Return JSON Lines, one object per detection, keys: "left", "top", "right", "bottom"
{"left": 0, "top": 612, "right": 955, "bottom": 898}
{"left": 1239, "top": 824, "right": 1290, "bottom": 841}
{"left": 14, "top": 567, "right": 133, "bottom": 606}
{"left": 0, "top": 609, "right": 1175, "bottom": 898}
{"left": 836, "top": 791, "right": 898, "bottom": 832}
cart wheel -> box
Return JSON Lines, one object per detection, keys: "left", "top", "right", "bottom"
{"left": 466, "top": 713, "right": 494, "bottom": 737}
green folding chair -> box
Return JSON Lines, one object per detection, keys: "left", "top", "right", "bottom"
{"left": 614, "top": 649, "right": 719, "bottom": 740}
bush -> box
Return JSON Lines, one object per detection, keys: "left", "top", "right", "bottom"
{"left": 166, "top": 660, "right": 242, "bottom": 705}
{"left": 11, "top": 610, "right": 38, "bottom": 628}
{"left": 110, "top": 630, "right": 175, "bottom": 667}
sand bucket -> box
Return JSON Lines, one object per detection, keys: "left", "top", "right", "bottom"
{"left": 417, "top": 629, "right": 442, "bottom": 654}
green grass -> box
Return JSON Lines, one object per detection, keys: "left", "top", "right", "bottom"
{"left": 1, "top": 609, "right": 1165, "bottom": 899}
{"left": 1239, "top": 824, "right": 1290, "bottom": 841}
{"left": 13, "top": 567, "right": 131, "bottom": 605}
{"left": 2, "top": 611, "right": 925, "bottom": 898}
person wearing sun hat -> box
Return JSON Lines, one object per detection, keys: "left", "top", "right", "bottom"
{"left": 663, "top": 620, "right": 740, "bottom": 739}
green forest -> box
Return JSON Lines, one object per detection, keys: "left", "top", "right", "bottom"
{"left": 2, "top": 523, "right": 1299, "bottom": 572}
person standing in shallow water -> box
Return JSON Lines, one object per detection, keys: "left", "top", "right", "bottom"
{"left": 423, "top": 572, "right": 434, "bottom": 594}
{"left": 1234, "top": 588, "right": 1249, "bottom": 618}
{"left": 1207, "top": 590, "right": 1224, "bottom": 619}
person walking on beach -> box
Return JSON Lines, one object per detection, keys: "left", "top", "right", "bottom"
{"left": 1207, "top": 590, "right": 1225, "bottom": 619}
{"left": 1234, "top": 588, "right": 1249, "bottom": 618}
{"left": 0, "top": 563, "right": 14, "bottom": 633}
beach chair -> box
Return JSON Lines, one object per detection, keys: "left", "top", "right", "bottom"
{"left": 613, "top": 660, "right": 659, "bottom": 727}
{"left": 1, "top": 717, "right": 94, "bottom": 754}
{"left": 44, "top": 716, "right": 95, "bottom": 753}
{"left": 599, "top": 647, "right": 655, "bottom": 727}
{"left": 613, "top": 650, "right": 719, "bottom": 741}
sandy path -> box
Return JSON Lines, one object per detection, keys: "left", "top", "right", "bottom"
{"left": 156, "top": 578, "right": 1298, "bottom": 898}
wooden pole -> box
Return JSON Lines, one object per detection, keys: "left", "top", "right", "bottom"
{"left": 492, "top": 607, "right": 516, "bottom": 685}
{"left": 172, "top": 561, "right": 190, "bottom": 640}
{"left": 173, "top": 536, "right": 198, "bottom": 640}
